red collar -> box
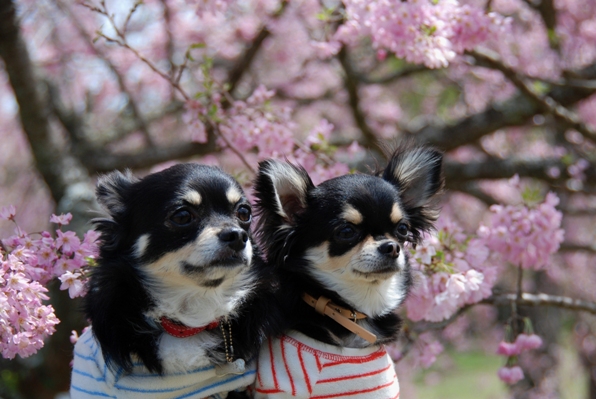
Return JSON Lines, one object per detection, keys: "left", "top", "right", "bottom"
{"left": 160, "top": 317, "right": 219, "bottom": 338}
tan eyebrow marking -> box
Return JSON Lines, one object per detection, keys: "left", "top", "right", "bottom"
{"left": 390, "top": 203, "right": 403, "bottom": 224}
{"left": 226, "top": 187, "right": 243, "bottom": 204}
{"left": 182, "top": 190, "right": 202, "bottom": 205}
{"left": 341, "top": 204, "right": 363, "bottom": 225}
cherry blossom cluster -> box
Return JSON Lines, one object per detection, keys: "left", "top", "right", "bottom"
{"left": 184, "top": 84, "right": 356, "bottom": 185}
{"left": 1, "top": 252, "right": 58, "bottom": 359}
{"left": 187, "top": 0, "right": 235, "bottom": 17}
{"left": 405, "top": 217, "right": 498, "bottom": 323}
{"left": 409, "top": 332, "right": 445, "bottom": 369}
{"left": 479, "top": 178, "right": 565, "bottom": 270}
{"left": 0, "top": 206, "right": 98, "bottom": 359}
{"left": 332, "top": 0, "right": 508, "bottom": 68}
{"left": 497, "top": 333, "right": 543, "bottom": 384}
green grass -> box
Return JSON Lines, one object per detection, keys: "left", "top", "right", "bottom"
{"left": 407, "top": 339, "right": 587, "bottom": 399}
{"left": 413, "top": 351, "right": 508, "bottom": 399}
{"left": 559, "top": 341, "right": 588, "bottom": 399}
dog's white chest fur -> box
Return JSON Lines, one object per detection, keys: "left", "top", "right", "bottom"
{"left": 158, "top": 332, "right": 223, "bottom": 373}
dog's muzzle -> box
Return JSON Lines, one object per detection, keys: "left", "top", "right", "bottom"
{"left": 218, "top": 228, "right": 248, "bottom": 252}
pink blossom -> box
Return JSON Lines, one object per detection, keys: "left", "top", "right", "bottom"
{"left": 0, "top": 205, "right": 16, "bottom": 221}
{"left": 406, "top": 273, "right": 434, "bottom": 321}
{"left": 37, "top": 246, "right": 57, "bottom": 268}
{"left": 55, "top": 230, "right": 81, "bottom": 255}
{"left": 481, "top": 191, "right": 564, "bottom": 270}
{"left": 412, "top": 332, "right": 444, "bottom": 368}
{"left": 415, "top": 242, "right": 436, "bottom": 265}
{"left": 2, "top": 213, "right": 96, "bottom": 359}
{"left": 305, "top": 119, "right": 334, "bottom": 147}
{"left": 515, "top": 334, "right": 543, "bottom": 351}
{"left": 310, "top": 40, "right": 341, "bottom": 59}
{"left": 5, "top": 272, "right": 29, "bottom": 291}
{"left": 346, "top": 141, "right": 363, "bottom": 157}
{"left": 498, "top": 366, "right": 524, "bottom": 384}
{"left": 70, "top": 330, "right": 80, "bottom": 344}
{"left": 497, "top": 341, "right": 520, "bottom": 357}
{"left": 406, "top": 218, "right": 497, "bottom": 322}
{"left": 464, "top": 239, "right": 489, "bottom": 267}
{"left": 58, "top": 272, "right": 86, "bottom": 299}
{"left": 335, "top": 0, "right": 505, "bottom": 68}
{"left": 69, "top": 326, "right": 91, "bottom": 346}
{"left": 49, "top": 213, "right": 72, "bottom": 225}
{"left": 246, "top": 84, "right": 275, "bottom": 105}
{"left": 376, "top": 49, "right": 388, "bottom": 61}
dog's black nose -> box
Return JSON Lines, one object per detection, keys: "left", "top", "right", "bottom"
{"left": 218, "top": 228, "right": 249, "bottom": 251}
{"left": 378, "top": 241, "right": 400, "bottom": 258}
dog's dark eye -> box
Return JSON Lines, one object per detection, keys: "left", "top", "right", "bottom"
{"left": 236, "top": 205, "right": 252, "bottom": 223}
{"left": 396, "top": 222, "right": 409, "bottom": 238}
{"left": 335, "top": 224, "right": 358, "bottom": 242}
{"left": 171, "top": 209, "right": 193, "bottom": 226}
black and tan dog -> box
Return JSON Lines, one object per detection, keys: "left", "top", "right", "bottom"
{"left": 252, "top": 145, "right": 443, "bottom": 398}
{"left": 70, "top": 164, "right": 281, "bottom": 399}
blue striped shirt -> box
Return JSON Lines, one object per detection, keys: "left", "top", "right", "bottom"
{"left": 70, "top": 329, "right": 256, "bottom": 398}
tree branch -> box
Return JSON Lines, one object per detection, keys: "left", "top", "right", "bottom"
{"left": 355, "top": 64, "right": 428, "bottom": 85}
{"left": 0, "top": 0, "right": 92, "bottom": 208}
{"left": 559, "top": 243, "right": 596, "bottom": 253}
{"left": 82, "top": 137, "right": 218, "bottom": 173}
{"left": 54, "top": 0, "right": 155, "bottom": 146}
{"left": 408, "top": 60, "right": 596, "bottom": 151}
{"left": 409, "top": 292, "right": 596, "bottom": 337}
{"left": 469, "top": 48, "right": 596, "bottom": 142}
{"left": 159, "top": 0, "right": 175, "bottom": 96}
{"left": 338, "top": 47, "right": 384, "bottom": 157}
{"left": 226, "top": 0, "right": 288, "bottom": 96}
{"left": 483, "top": 292, "right": 596, "bottom": 315}
{"left": 443, "top": 157, "right": 596, "bottom": 188}
{"left": 92, "top": 100, "right": 184, "bottom": 146}
{"left": 448, "top": 181, "right": 499, "bottom": 205}
{"left": 523, "top": 0, "right": 559, "bottom": 50}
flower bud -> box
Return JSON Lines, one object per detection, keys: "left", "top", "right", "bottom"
{"left": 498, "top": 366, "right": 524, "bottom": 384}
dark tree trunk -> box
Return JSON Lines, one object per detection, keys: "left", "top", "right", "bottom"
{"left": 0, "top": 1, "right": 95, "bottom": 397}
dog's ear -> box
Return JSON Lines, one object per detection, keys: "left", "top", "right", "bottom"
{"left": 96, "top": 170, "right": 137, "bottom": 217}
{"left": 382, "top": 145, "right": 443, "bottom": 239}
{"left": 254, "top": 160, "right": 314, "bottom": 260}
{"left": 382, "top": 146, "right": 443, "bottom": 209}
{"left": 93, "top": 170, "right": 138, "bottom": 252}
{"left": 254, "top": 160, "right": 314, "bottom": 224}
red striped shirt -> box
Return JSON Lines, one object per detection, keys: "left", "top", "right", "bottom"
{"left": 254, "top": 331, "right": 400, "bottom": 399}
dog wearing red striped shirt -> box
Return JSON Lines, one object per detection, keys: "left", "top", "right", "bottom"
{"left": 252, "top": 144, "right": 443, "bottom": 398}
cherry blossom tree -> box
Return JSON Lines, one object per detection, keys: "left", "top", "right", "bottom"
{"left": 1, "top": 0, "right": 596, "bottom": 398}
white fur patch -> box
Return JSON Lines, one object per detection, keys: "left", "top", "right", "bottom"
{"left": 390, "top": 203, "right": 403, "bottom": 224}
{"left": 304, "top": 240, "right": 407, "bottom": 317}
{"left": 226, "top": 187, "right": 242, "bottom": 204}
{"left": 263, "top": 161, "right": 308, "bottom": 220}
{"left": 158, "top": 332, "right": 223, "bottom": 373}
{"left": 134, "top": 234, "right": 150, "bottom": 258}
{"left": 182, "top": 190, "right": 202, "bottom": 205}
{"left": 143, "top": 228, "right": 255, "bottom": 328}
{"left": 341, "top": 205, "right": 363, "bottom": 225}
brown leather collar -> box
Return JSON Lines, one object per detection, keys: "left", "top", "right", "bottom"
{"left": 302, "top": 293, "right": 377, "bottom": 344}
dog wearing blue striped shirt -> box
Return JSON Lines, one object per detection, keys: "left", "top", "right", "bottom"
{"left": 70, "top": 164, "right": 282, "bottom": 398}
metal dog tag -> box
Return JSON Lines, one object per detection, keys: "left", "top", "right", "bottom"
{"left": 215, "top": 358, "right": 246, "bottom": 376}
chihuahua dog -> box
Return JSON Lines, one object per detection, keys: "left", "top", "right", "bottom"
{"left": 252, "top": 145, "right": 443, "bottom": 398}
{"left": 70, "top": 164, "right": 281, "bottom": 399}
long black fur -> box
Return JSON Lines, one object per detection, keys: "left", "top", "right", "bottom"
{"left": 86, "top": 164, "right": 283, "bottom": 375}
{"left": 254, "top": 144, "right": 443, "bottom": 347}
